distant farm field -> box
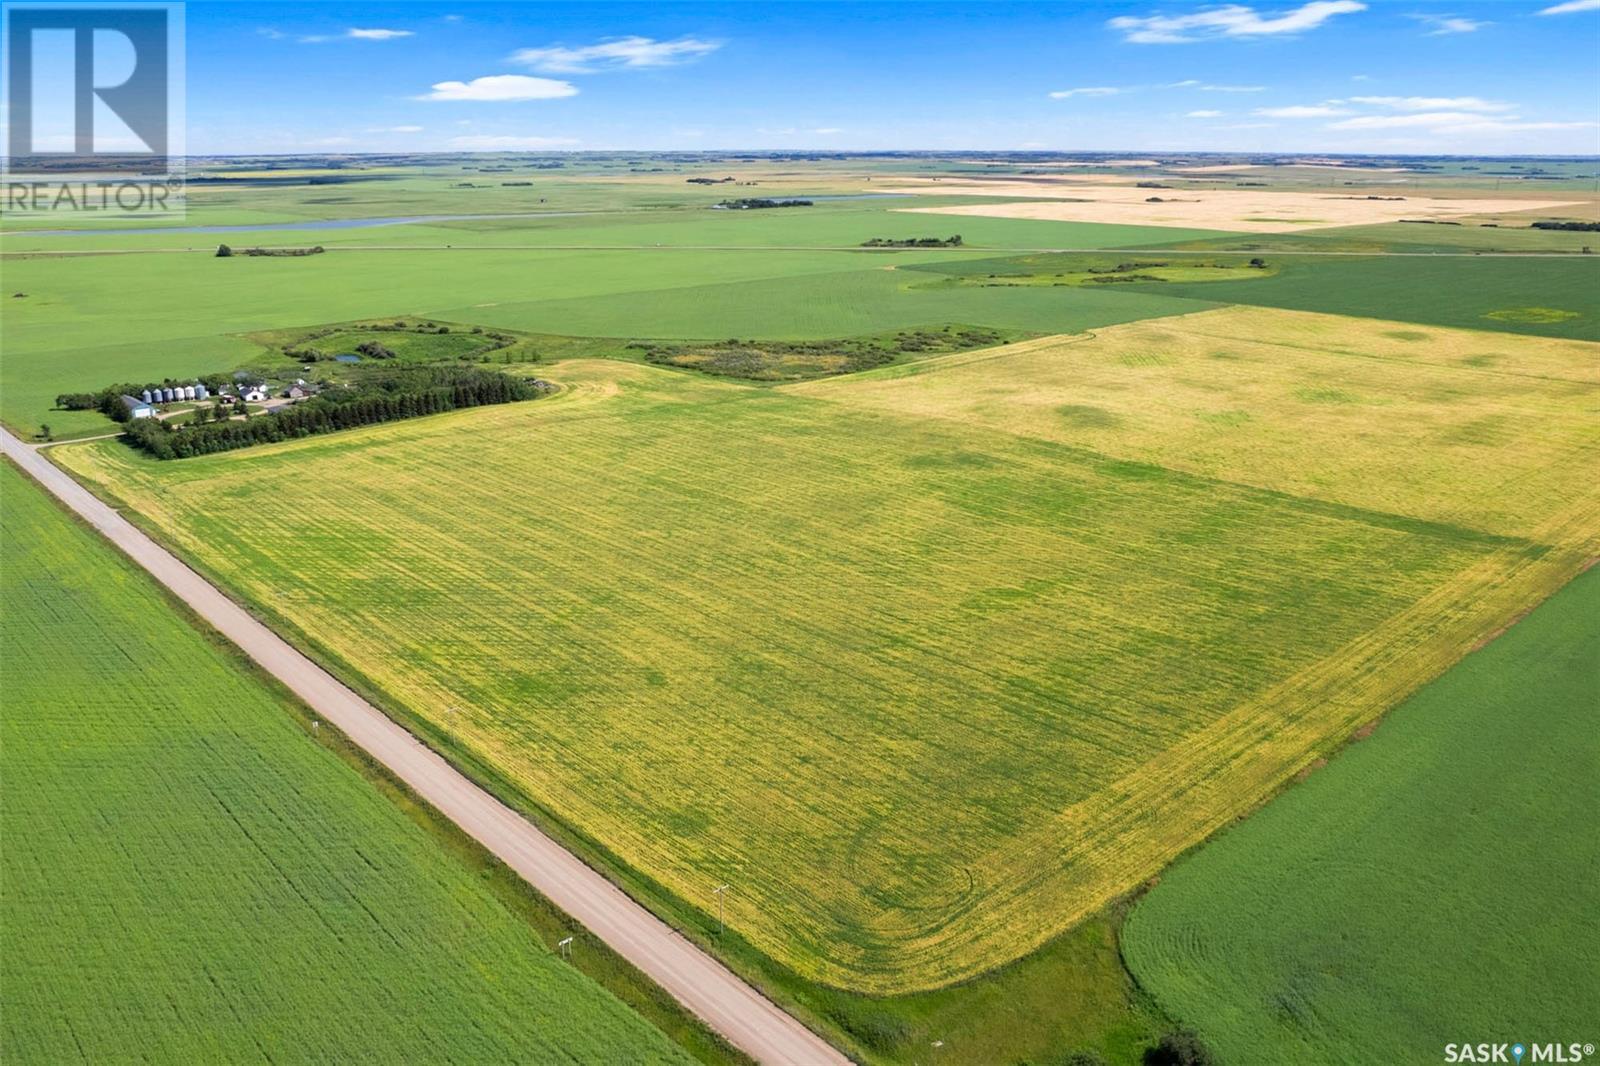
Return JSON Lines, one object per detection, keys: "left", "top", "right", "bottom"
{"left": 0, "top": 462, "right": 691, "bottom": 1064}
{"left": 887, "top": 184, "right": 1583, "bottom": 232}
{"left": 0, "top": 241, "right": 1210, "bottom": 434}
{"left": 1123, "top": 564, "right": 1600, "bottom": 1065}
{"left": 56, "top": 303, "right": 1599, "bottom": 993}
{"left": 908, "top": 252, "right": 1600, "bottom": 340}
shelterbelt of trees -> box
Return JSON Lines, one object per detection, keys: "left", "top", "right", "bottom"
{"left": 123, "top": 368, "right": 542, "bottom": 460}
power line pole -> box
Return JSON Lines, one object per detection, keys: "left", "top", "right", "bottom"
{"left": 713, "top": 884, "right": 730, "bottom": 935}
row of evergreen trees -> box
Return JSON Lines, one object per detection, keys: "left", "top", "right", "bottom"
{"left": 123, "top": 368, "right": 540, "bottom": 459}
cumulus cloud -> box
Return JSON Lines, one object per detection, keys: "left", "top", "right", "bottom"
{"left": 1186, "top": 109, "right": 1225, "bottom": 117}
{"left": 510, "top": 35, "right": 721, "bottom": 73}
{"left": 1539, "top": 0, "right": 1600, "bottom": 13}
{"left": 450, "top": 134, "right": 579, "bottom": 149}
{"left": 1049, "top": 87, "right": 1125, "bottom": 98}
{"left": 1348, "top": 95, "right": 1513, "bottom": 112}
{"left": 418, "top": 75, "right": 578, "bottom": 102}
{"left": 1255, "top": 104, "right": 1349, "bottom": 117}
{"left": 1411, "top": 14, "right": 1489, "bottom": 34}
{"left": 1109, "top": 1, "right": 1365, "bottom": 43}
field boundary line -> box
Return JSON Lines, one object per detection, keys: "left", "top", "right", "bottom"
{"left": 0, "top": 426, "right": 850, "bottom": 1066}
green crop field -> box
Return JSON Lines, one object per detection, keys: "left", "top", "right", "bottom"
{"left": 907, "top": 251, "right": 1600, "bottom": 339}
{"left": 0, "top": 460, "right": 693, "bottom": 1064}
{"left": 1122, "top": 564, "right": 1600, "bottom": 1065}
{"left": 0, "top": 231, "right": 1210, "bottom": 435}
{"left": 55, "top": 302, "right": 1600, "bottom": 996}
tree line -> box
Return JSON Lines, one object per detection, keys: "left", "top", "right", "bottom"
{"left": 122, "top": 367, "right": 542, "bottom": 459}
{"left": 1531, "top": 220, "right": 1600, "bottom": 232}
{"left": 860, "top": 235, "right": 963, "bottom": 247}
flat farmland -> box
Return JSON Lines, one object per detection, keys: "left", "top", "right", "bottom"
{"left": 1123, "top": 564, "right": 1600, "bottom": 1064}
{"left": 906, "top": 250, "right": 1600, "bottom": 340}
{"left": 0, "top": 462, "right": 693, "bottom": 1064}
{"left": 885, "top": 183, "right": 1583, "bottom": 232}
{"left": 793, "top": 306, "right": 1600, "bottom": 537}
{"left": 55, "top": 315, "right": 1596, "bottom": 993}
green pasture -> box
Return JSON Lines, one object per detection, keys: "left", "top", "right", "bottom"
{"left": 1177, "top": 218, "right": 1600, "bottom": 253}
{"left": 435, "top": 264, "right": 1214, "bottom": 340}
{"left": 1123, "top": 565, "right": 1600, "bottom": 1065}
{"left": 0, "top": 242, "right": 1214, "bottom": 435}
{"left": 907, "top": 251, "right": 1600, "bottom": 339}
{"left": 0, "top": 461, "right": 695, "bottom": 1065}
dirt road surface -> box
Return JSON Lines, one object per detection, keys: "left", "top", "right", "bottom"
{"left": 0, "top": 426, "right": 850, "bottom": 1066}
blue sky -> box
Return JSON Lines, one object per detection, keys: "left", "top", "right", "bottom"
{"left": 179, "top": 1, "right": 1600, "bottom": 155}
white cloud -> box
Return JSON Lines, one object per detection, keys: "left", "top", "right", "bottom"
{"left": 1199, "top": 84, "right": 1267, "bottom": 92}
{"left": 1169, "top": 79, "right": 1201, "bottom": 87}
{"left": 1255, "top": 104, "right": 1349, "bottom": 117}
{"left": 1329, "top": 111, "right": 1593, "bottom": 132}
{"left": 1539, "top": 0, "right": 1600, "bottom": 13}
{"left": 1109, "top": 1, "right": 1365, "bottom": 44}
{"left": 1411, "top": 14, "right": 1489, "bottom": 34}
{"left": 1186, "top": 109, "right": 1225, "bottom": 117}
{"left": 301, "top": 27, "right": 414, "bottom": 43}
{"left": 450, "top": 134, "right": 579, "bottom": 149}
{"left": 1348, "top": 95, "right": 1513, "bottom": 112}
{"left": 811, "top": 127, "right": 844, "bottom": 135}
{"left": 418, "top": 75, "right": 579, "bottom": 102}
{"left": 257, "top": 27, "right": 286, "bottom": 40}
{"left": 1049, "top": 87, "right": 1125, "bottom": 98}
{"left": 510, "top": 35, "right": 721, "bottom": 73}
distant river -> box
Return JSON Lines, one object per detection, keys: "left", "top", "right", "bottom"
{"left": 8, "top": 212, "right": 593, "bottom": 237}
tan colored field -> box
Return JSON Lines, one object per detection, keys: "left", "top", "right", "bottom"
{"left": 1169, "top": 162, "right": 1414, "bottom": 174}
{"left": 885, "top": 183, "right": 1584, "bottom": 231}
{"left": 969, "top": 159, "right": 1164, "bottom": 168}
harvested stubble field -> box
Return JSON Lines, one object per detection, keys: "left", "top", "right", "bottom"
{"left": 55, "top": 306, "right": 1600, "bottom": 994}
{"left": 0, "top": 462, "right": 692, "bottom": 1064}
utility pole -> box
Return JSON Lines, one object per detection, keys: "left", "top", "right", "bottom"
{"left": 713, "top": 884, "right": 730, "bottom": 935}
